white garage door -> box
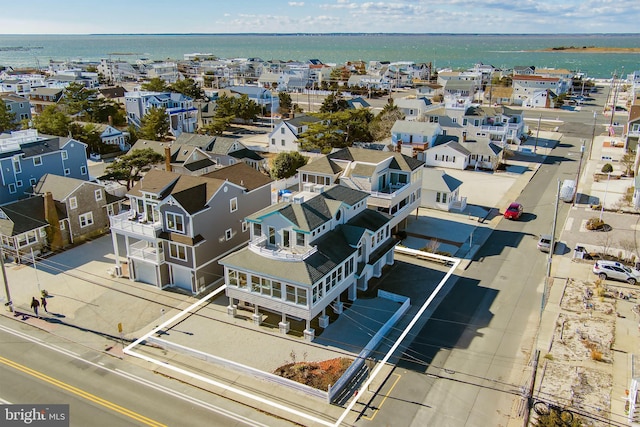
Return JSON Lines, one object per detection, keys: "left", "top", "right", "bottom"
{"left": 172, "top": 266, "right": 193, "bottom": 293}
{"left": 134, "top": 262, "right": 157, "bottom": 286}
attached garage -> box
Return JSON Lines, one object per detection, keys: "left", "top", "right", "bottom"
{"left": 171, "top": 266, "right": 194, "bottom": 293}
{"left": 133, "top": 261, "right": 158, "bottom": 286}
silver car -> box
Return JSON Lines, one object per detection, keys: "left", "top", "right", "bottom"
{"left": 593, "top": 260, "right": 640, "bottom": 285}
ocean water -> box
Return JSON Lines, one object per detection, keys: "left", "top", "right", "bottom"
{"left": 0, "top": 33, "right": 638, "bottom": 78}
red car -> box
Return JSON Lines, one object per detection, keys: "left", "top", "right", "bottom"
{"left": 504, "top": 202, "right": 523, "bottom": 220}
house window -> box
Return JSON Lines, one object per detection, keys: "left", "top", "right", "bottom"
{"left": 286, "top": 285, "right": 296, "bottom": 303}
{"left": 281, "top": 139, "right": 285, "bottom": 146}
{"left": 95, "top": 189, "right": 103, "bottom": 201}
{"left": 61, "top": 151, "right": 68, "bottom": 160}
{"left": 238, "top": 272, "right": 247, "bottom": 289}
{"left": 283, "top": 229, "right": 290, "bottom": 247}
{"left": 242, "top": 221, "right": 248, "bottom": 232}
{"left": 12, "top": 158, "right": 21, "bottom": 173}
{"left": 64, "top": 168, "right": 70, "bottom": 176}
{"left": 33, "top": 156, "right": 42, "bottom": 166}
{"left": 225, "top": 228, "right": 233, "bottom": 240}
{"left": 166, "top": 212, "right": 184, "bottom": 233}
{"left": 253, "top": 223, "right": 262, "bottom": 238}
{"left": 228, "top": 270, "right": 238, "bottom": 286}
{"left": 29, "top": 178, "right": 36, "bottom": 186}
{"left": 17, "top": 230, "right": 38, "bottom": 248}
{"left": 69, "top": 197, "right": 78, "bottom": 210}
{"left": 59, "top": 220, "right": 65, "bottom": 230}
{"left": 281, "top": 127, "right": 285, "bottom": 134}
{"left": 272, "top": 281, "right": 282, "bottom": 298}
{"left": 16, "top": 180, "right": 22, "bottom": 188}
{"left": 229, "top": 197, "right": 237, "bottom": 212}
{"left": 296, "top": 232, "right": 305, "bottom": 246}
{"left": 169, "top": 242, "right": 187, "bottom": 261}
{"left": 296, "top": 288, "right": 307, "bottom": 306}
{"left": 271, "top": 138, "right": 276, "bottom": 145}
{"left": 80, "top": 166, "right": 87, "bottom": 175}
{"left": 79, "top": 212, "right": 94, "bottom": 228}
{"left": 268, "top": 226, "right": 276, "bottom": 245}
{"left": 106, "top": 204, "right": 114, "bottom": 216}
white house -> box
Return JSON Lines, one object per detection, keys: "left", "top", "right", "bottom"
{"left": 267, "top": 115, "right": 321, "bottom": 153}
{"left": 421, "top": 168, "right": 465, "bottom": 212}
{"left": 394, "top": 97, "right": 435, "bottom": 121}
{"left": 390, "top": 120, "right": 441, "bottom": 152}
{"left": 419, "top": 140, "right": 470, "bottom": 170}
{"left": 219, "top": 184, "right": 396, "bottom": 341}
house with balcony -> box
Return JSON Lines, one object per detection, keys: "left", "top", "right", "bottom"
{"left": 219, "top": 184, "right": 396, "bottom": 341}
{"left": 268, "top": 114, "right": 322, "bottom": 154}
{"left": 390, "top": 120, "right": 441, "bottom": 153}
{"left": 125, "top": 91, "right": 198, "bottom": 137}
{"left": 0, "top": 92, "right": 31, "bottom": 126}
{"left": 296, "top": 147, "right": 424, "bottom": 230}
{"left": 512, "top": 75, "right": 562, "bottom": 106}
{"left": 0, "top": 130, "right": 89, "bottom": 205}
{"left": 109, "top": 164, "right": 272, "bottom": 294}
{"left": 460, "top": 105, "right": 525, "bottom": 145}
{"left": 29, "top": 87, "right": 64, "bottom": 114}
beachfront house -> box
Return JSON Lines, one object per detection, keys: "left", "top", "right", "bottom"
{"left": 219, "top": 184, "right": 396, "bottom": 341}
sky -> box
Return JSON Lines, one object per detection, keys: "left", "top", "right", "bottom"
{"left": 1, "top": 0, "right": 639, "bottom": 35}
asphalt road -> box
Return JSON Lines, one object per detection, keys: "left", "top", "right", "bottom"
{"left": 0, "top": 320, "right": 284, "bottom": 427}
{"left": 357, "top": 94, "right": 617, "bottom": 426}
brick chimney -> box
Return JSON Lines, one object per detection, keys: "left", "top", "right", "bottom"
{"left": 164, "top": 146, "right": 172, "bottom": 172}
{"left": 44, "top": 192, "right": 63, "bottom": 251}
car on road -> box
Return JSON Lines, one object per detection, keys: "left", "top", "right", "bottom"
{"left": 504, "top": 202, "right": 523, "bottom": 220}
{"left": 592, "top": 260, "right": 640, "bottom": 285}
{"left": 537, "top": 235, "right": 554, "bottom": 253}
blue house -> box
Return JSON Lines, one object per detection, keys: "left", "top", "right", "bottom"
{"left": 0, "top": 130, "right": 89, "bottom": 205}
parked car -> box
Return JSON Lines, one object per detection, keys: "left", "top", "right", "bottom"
{"left": 592, "top": 260, "right": 640, "bottom": 285}
{"left": 559, "top": 179, "right": 576, "bottom": 203}
{"left": 537, "top": 235, "right": 553, "bottom": 253}
{"left": 504, "top": 202, "right": 523, "bottom": 220}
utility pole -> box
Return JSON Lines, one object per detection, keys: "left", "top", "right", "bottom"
{"left": 588, "top": 111, "right": 597, "bottom": 160}
{"left": 573, "top": 139, "right": 585, "bottom": 206}
{"left": 533, "top": 114, "right": 541, "bottom": 154}
{"left": 1, "top": 250, "right": 13, "bottom": 313}
{"left": 544, "top": 180, "right": 561, "bottom": 310}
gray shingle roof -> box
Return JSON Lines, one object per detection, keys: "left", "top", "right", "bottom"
{"left": 422, "top": 168, "right": 462, "bottom": 192}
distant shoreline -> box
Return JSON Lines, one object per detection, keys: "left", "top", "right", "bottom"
{"left": 536, "top": 46, "right": 640, "bottom": 53}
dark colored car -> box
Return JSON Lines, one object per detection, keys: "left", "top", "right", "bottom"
{"left": 504, "top": 202, "right": 523, "bottom": 220}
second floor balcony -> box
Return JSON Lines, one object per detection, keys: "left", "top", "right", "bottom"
{"left": 129, "top": 240, "right": 165, "bottom": 264}
{"left": 248, "top": 235, "right": 317, "bottom": 261}
{"left": 110, "top": 210, "right": 162, "bottom": 238}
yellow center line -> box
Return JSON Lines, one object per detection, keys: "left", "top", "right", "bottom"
{"left": 363, "top": 372, "right": 402, "bottom": 421}
{"left": 0, "top": 356, "right": 166, "bottom": 427}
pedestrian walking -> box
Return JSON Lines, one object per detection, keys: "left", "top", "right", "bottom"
{"left": 30, "top": 297, "right": 40, "bottom": 317}
{"left": 40, "top": 296, "right": 48, "bottom": 313}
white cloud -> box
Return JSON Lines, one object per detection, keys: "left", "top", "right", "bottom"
{"left": 288, "top": 1, "right": 305, "bottom": 6}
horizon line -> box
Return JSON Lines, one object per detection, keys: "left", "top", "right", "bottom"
{"left": 1, "top": 32, "right": 639, "bottom": 37}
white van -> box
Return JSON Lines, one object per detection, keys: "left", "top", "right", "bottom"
{"left": 559, "top": 179, "right": 576, "bottom": 203}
